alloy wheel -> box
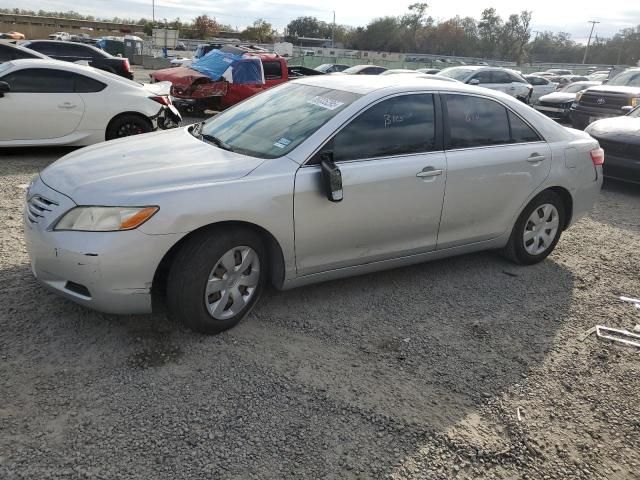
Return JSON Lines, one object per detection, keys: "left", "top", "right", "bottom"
{"left": 523, "top": 203, "right": 560, "bottom": 255}
{"left": 204, "top": 246, "right": 260, "bottom": 320}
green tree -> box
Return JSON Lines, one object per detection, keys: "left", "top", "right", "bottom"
{"left": 193, "top": 14, "right": 219, "bottom": 39}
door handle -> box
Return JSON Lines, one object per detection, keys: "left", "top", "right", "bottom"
{"left": 58, "top": 103, "right": 76, "bottom": 109}
{"left": 527, "top": 153, "right": 546, "bottom": 163}
{"left": 416, "top": 167, "right": 443, "bottom": 178}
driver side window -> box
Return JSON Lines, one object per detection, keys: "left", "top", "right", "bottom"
{"left": 471, "top": 71, "right": 493, "bottom": 84}
{"left": 329, "top": 94, "right": 437, "bottom": 162}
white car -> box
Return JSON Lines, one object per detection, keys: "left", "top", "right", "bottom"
{"left": 49, "top": 32, "right": 71, "bottom": 41}
{"left": 438, "top": 66, "right": 533, "bottom": 102}
{"left": 170, "top": 56, "right": 192, "bottom": 68}
{"left": 0, "top": 59, "right": 181, "bottom": 146}
{"left": 525, "top": 75, "right": 558, "bottom": 103}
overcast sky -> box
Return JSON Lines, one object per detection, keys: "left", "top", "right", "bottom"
{"left": 1, "top": 0, "right": 638, "bottom": 43}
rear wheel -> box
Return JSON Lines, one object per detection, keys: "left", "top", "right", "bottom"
{"left": 106, "top": 114, "right": 152, "bottom": 140}
{"left": 502, "top": 191, "right": 565, "bottom": 265}
{"left": 166, "top": 228, "right": 267, "bottom": 334}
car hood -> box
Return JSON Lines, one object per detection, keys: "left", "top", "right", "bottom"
{"left": 585, "top": 116, "right": 640, "bottom": 141}
{"left": 40, "top": 127, "right": 266, "bottom": 205}
{"left": 538, "top": 92, "right": 576, "bottom": 104}
{"left": 582, "top": 85, "right": 640, "bottom": 95}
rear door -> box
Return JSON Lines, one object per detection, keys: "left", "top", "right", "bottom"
{"left": 437, "top": 93, "right": 551, "bottom": 249}
{"left": 294, "top": 93, "right": 447, "bottom": 275}
{"left": 0, "top": 67, "right": 84, "bottom": 141}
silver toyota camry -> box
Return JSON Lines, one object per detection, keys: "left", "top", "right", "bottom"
{"left": 24, "top": 75, "right": 604, "bottom": 334}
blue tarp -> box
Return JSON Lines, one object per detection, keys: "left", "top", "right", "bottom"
{"left": 191, "top": 49, "right": 264, "bottom": 85}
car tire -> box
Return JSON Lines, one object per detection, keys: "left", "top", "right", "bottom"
{"left": 166, "top": 228, "right": 267, "bottom": 334}
{"left": 502, "top": 190, "right": 565, "bottom": 265}
{"left": 105, "top": 114, "right": 152, "bottom": 140}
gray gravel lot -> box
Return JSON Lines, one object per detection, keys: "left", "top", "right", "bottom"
{"left": 1, "top": 145, "right": 639, "bottom": 479}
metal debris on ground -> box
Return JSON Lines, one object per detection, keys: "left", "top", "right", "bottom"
{"left": 619, "top": 296, "right": 640, "bottom": 308}
{"left": 595, "top": 326, "right": 640, "bottom": 349}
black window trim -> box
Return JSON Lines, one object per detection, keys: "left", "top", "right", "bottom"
{"left": 442, "top": 92, "right": 545, "bottom": 152}
{"left": 302, "top": 91, "right": 444, "bottom": 167}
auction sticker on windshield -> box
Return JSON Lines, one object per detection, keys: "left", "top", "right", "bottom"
{"left": 307, "top": 96, "right": 345, "bottom": 110}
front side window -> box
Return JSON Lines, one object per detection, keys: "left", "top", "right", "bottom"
{"left": 471, "top": 71, "right": 493, "bottom": 83}
{"left": 492, "top": 71, "right": 513, "bottom": 84}
{"left": 331, "top": 94, "right": 437, "bottom": 161}
{"left": 445, "top": 94, "right": 510, "bottom": 148}
{"left": 200, "top": 82, "right": 361, "bottom": 159}
{"left": 1, "top": 68, "right": 75, "bottom": 93}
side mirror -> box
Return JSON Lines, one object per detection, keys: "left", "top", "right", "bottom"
{"left": 468, "top": 78, "right": 480, "bottom": 86}
{"left": 0, "top": 81, "right": 10, "bottom": 98}
{"left": 320, "top": 152, "right": 343, "bottom": 202}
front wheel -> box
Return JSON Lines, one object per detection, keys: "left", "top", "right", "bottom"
{"left": 166, "top": 228, "right": 267, "bottom": 334}
{"left": 502, "top": 191, "right": 565, "bottom": 265}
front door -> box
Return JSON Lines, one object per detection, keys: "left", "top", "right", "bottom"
{"left": 294, "top": 93, "right": 447, "bottom": 275}
{"left": 0, "top": 67, "right": 84, "bottom": 141}
{"left": 437, "top": 93, "right": 552, "bottom": 249}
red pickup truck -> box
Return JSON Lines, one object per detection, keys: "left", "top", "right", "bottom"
{"left": 150, "top": 50, "right": 322, "bottom": 112}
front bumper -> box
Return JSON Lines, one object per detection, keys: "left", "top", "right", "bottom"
{"left": 534, "top": 104, "right": 571, "bottom": 119}
{"left": 603, "top": 153, "right": 640, "bottom": 183}
{"left": 24, "top": 177, "right": 184, "bottom": 315}
{"left": 570, "top": 107, "right": 622, "bottom": 130}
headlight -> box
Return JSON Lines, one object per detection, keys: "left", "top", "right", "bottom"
{"left": 54, "top": 206, "right": 159, "bottom": 232}
{"left": 631, "top": 97, "right": 640, "bottom": 107}
{"left": 575, "top": 92, "right": 584, "bottom": 102}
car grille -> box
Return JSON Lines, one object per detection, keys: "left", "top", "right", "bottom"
{"left": 26, "top": 195, "right": 59, "bottom": 225}
{"left": 580, "top": 92, "right": 630, "bottom": 109}
{"left": 597, "top": 139, "right": 640, "bottom": 161}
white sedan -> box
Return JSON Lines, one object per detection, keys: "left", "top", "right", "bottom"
{"left": 524, "top": 75, "right": 558, "bottom": 103}
{"left": 0, "top": 59, "right": 181, "bottom": 147}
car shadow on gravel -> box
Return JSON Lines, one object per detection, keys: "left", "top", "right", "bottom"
{"left": 1, "top": 250, "right": 576, "bottom": 478}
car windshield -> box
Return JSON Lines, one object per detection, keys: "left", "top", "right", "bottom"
{"left": 342, "top": 65, "right": 366, "bottom": 74}
{"left": 0, "top": 61, "right": 13, "bottom": 74}
{"left": 199, "top": 82, "right": 361, "bottom": 159}
{"left": 562, "top": 83, "right": 591, "bottom": 93}
{"left": 608, "top": 71, "right": 640, "bottom": 87}
{"left": 438, "top": 67, "right": 474, "bottom": 80}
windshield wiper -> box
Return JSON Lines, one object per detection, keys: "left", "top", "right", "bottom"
{"left": 200, "top": 133, "right": 234, "bottom": 152}
{"left": 190, "top": 121, "right": 205, "bottom": 137}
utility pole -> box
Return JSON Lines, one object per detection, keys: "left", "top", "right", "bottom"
{"left": 152, "top": 0, "right": 155, "bottom": 24}
{"left": 582, "top": 20, "right": 600, "bottom": 64}
{"left": 332, "top": 11, "right": 335, "bottom": 48}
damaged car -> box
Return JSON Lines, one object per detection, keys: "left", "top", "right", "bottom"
{"left": 150, "top": 45, "right": 322, "bottom": 112}
{"left": 0, "top": 59, "right": 181, "bottom": 147}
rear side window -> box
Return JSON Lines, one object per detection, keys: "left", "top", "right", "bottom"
{"left": 332, "top": 94, "right": 437, "bottom": 161}
{"left": 492, "top": 71, "right": 513, "bottom": 84}
{"left": 74, "top": 74, "right": 106, "bottom": 92}
{"left": 508, "top": 111, "right": 541, "bottom": 143}
{"left": 263, "top": 61, "right": 282, "bottom": 80}
{"left": 445, "top": 94, "right": 510, "bottom": 148}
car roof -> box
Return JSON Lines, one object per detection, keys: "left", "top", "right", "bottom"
{"left": 22, "top": 39, "right": 108, "bottom": 53}
{"left": 295, "top": 73, "right": 508, "bottom": 96}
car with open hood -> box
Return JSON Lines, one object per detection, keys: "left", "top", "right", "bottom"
{"left": 534, "top": 81, "right": 601, "bottom": 120}
{"left": 24, "top": 75, "right": 603, "bottom": 334}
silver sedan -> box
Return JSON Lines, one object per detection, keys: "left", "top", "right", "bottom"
{"left": 24, "top": 75, "right": 603, "bottom": 333}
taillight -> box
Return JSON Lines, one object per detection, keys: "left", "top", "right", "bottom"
{"left": 590, "top": 147, "right": 605, "bottom": 166}
{"left": 150, "top": 95, "right": 171, "bottom": 106}
{"left": 123, "top": 58, "right": 131, "bottom": 72}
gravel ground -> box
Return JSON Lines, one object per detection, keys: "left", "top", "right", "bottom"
{"left": 1, "top": 145, "right": 639, "bottom": 479}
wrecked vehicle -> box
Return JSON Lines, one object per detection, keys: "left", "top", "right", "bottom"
{"left": 150, "top": 45, "right": 323, "bottom": 112}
